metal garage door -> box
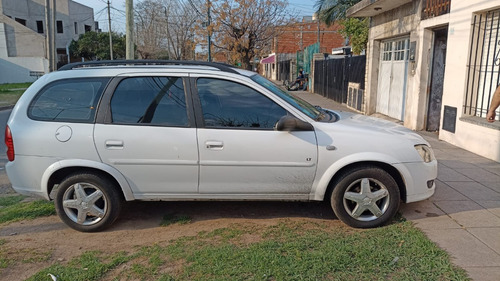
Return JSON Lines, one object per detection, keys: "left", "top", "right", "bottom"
{"left": 376, "top": 38, "right": 410, "bottom": 121}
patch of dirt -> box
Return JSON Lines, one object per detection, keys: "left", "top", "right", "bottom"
{"left": 0, "top": 201, "right": 340, "bottom": 280}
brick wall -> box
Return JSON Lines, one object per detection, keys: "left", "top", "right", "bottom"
{"left": 276, "top": 21, "right": 345, "bottom": 54}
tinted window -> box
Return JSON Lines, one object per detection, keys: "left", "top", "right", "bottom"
{"left": 29, "top": 78, "right": 108, "bottom": 122}
{"left": 197, "top": 78, "right": 286, "bottom": 129}
{"left": 111, "top": 77, "right": 188, "bottom": 126}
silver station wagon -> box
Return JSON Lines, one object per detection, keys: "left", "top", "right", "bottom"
{"left": 5, "top": 61, "right": 437, "bottom": 232}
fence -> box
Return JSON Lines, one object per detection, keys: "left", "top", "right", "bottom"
{"left": 422, "top": 0, "right": 451, "bottom": 20}
{"left": 314, "top": 55, "right": 366, "bottom": 104}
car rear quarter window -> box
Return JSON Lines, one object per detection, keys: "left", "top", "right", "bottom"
{"left": 197, "top": 78, "right": 286, "bottom": 129}
{"left": 28, "top": 78, "right": 109, "bottom": 122}
{"left": 110, "top": 77, "right": 189, "bottom": 127}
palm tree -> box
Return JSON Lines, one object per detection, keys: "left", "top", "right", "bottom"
{"left": 314, "top": 0, "right": 361, "bottom": 25}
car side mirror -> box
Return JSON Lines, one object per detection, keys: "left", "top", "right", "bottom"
{"left": 275, "top": 115, "right": 314, "bottom": 132}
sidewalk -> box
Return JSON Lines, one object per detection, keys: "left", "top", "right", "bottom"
{"left": 292, "top": 90, "right": 500, "bottom": 281}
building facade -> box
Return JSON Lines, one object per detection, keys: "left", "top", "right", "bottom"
{"left": 0, "top": 0, "right": 95, "bottom": 83}
{"left": 261, "top": 17, "right": 346, "bottom": 80}
{"left": 348, "top": 0, "right": 500, "bottom": 162}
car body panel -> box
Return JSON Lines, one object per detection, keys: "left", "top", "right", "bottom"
{"left": 198, "top": 128, "right": 317, "bottom": 194}
{"left": 5, "top": 65, "right": 436, "bottom": 209}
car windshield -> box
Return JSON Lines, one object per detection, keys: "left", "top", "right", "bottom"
{"left": 250, "top": 74, "right": 323, "bottom": 120}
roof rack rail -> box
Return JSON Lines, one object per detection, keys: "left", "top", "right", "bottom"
{"left": 58, "top": 60, "right": 239, "bottom": 74}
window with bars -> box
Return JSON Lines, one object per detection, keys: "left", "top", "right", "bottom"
{"left": 464, "top": 9, "right": 500, "bottom": 121}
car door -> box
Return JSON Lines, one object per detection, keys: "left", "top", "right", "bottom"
{"left": 193, "top": 76, "right": 318, "bottom": 196}
{"left": 94, "top": 75, "right": 199, "bottom": 197}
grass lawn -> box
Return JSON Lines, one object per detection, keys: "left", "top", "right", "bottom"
{"left": 0, "top": 195, "right": 55, "bottom": 224}
{"left": 0, "top": 82, "right": 32, "bottom": 106}
{"left": 23, "top": 219, "right": 469, "bottom": 281}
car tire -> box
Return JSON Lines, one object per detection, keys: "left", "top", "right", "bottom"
{"left": 330, "top": 166, "right": 400, "bottom": 228}
{"left": 55, "top": 173, "right": 122, "bottom": 232}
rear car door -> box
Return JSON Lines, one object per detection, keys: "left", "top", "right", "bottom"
{"left": 193, "top": 76, "right": 318, "bottom": 197}
{"left": 94, "top": 75, "right": 199, "bottom": 197}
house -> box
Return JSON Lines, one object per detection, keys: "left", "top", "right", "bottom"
{"left": 261, "top": 16, "right": 346, "bottom": 80}
{"left": 0, "top": 0, "right": 95, "bottom": 83}
{"left": 347, "top": 0, "right": 500, "bottom": 162}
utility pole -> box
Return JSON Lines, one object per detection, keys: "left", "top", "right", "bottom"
{"left": 126, "top": 0, "right": 134, "bottom": 59}
{"left": 107, "top": 0, "right": 114, "bottom": 60}
{"left": 207, "top": 0, "right": 212, "bottom": 62}
{"left": 45, "top": 0, "right": 52, "bottom": 71}
{"left": 51, "top": 0, "right": 56, "bottom": 70}
{"left": 317, "top": 18, "right": 320, "bottom": 49}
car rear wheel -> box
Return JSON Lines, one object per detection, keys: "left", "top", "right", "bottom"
{"left": 55, "top": 173, "right": 122, "bottom": 232}
{"left": 330, "top": 166, "right": 400, "bottom": 228}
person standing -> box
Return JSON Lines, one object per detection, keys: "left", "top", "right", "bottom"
{"left": 487, "top": 84, "right": 500, "bottom": 122}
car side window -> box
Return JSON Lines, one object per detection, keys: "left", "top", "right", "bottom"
{"left": 197, "top": 78, "right": 286, "bottom": 129}
{"left": 110, "top": 77, "right": 188, "bottom": 126}
{"left": 28, "top": 78, "right": 108, "bottom": 122}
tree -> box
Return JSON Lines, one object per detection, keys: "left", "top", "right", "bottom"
{"left": 134, "top": 0, "right": 197, "bottom": 60}
{"left": 163, "top": 0, "right": 197, "bottom": 60}
{"left": 69, "top": 31, "right": 126, "bottom": 60}
{"left": 135, "top": 0, "right": 168, "bottom": 59}
{"left": 315, "top": 0, "right": 360, "bottom": 25}
{"left": 208, "top": 0, "right": 292, "bottom": 70}
{"left": 338, "top": 17, "right": 368, "bottom": 55}
{"left": 315, "top": 0, "right": 368, "bottom": 55}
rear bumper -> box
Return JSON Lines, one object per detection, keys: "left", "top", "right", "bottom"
{"left": 5, "top": 156, "right": 56, "bottom": 200}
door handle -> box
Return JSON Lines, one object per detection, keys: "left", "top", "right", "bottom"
{"left": 205, "top": 141, "right": 224, "bottom": 150}
{"left": 105, "top": 140, "right": 124, "bottom": 149}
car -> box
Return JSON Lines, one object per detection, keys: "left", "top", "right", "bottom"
{"left": 5, "top": 60, "right": 437, "bottom": 232}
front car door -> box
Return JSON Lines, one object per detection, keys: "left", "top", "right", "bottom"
{"left": 94, "top": 75, "right": 199, "bottom": 198}
{"left": 193, "top": 76, "right": 318, "bottom": 198}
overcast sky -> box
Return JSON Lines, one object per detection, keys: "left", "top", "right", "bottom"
{"left": 73, "top": 0, "right": 317, "bottom": 33}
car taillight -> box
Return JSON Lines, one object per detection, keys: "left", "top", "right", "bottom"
{"left": 5, "top": 125, "right": 14, "bottom": 161}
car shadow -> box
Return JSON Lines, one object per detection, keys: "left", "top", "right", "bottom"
{"left": 111, "top": 201, "right": 337, "bottom": 231}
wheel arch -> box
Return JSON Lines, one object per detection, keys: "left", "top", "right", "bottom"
{"left": 41, "top": 159, "right": 135, "bottom": 201}
{"left": 312, "top": 159, "right": 407, "bottom": 203}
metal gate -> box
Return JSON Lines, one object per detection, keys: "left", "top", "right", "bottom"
{"left": 314, "top": 55, "right": 366, "bottom": 104}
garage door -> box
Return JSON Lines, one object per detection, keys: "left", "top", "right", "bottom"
{"left": 376, "top": 38, "right": 410, "bottom": 121}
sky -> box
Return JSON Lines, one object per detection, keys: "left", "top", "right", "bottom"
{"left": 73, "top": 0, "right": 317, "bottom": 33}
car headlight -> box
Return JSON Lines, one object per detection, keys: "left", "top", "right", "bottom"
{"left": 414, "top": 144, "right": 435, "bottom": 163}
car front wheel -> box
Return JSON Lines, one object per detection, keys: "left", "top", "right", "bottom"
{"left": 55, "top": 173, "right": 122, "bottom": 232}
{"left": 330, "top": 166, "right": 400, "bottom": 228}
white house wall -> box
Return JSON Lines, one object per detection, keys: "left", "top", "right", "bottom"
{"left": 1, "top": 0, "right": 94, "bottom": 50}
{"left": 436, "top": 0, "right": 500, "bottom": 162}
{"left": 0, "top": 15, "right": 48, "bottom": 83}
{"left": 363, "top": 0, "right": 500, "bottom": 162}
{"left": 365, "top": 1, "right": 424, "bottom": 129}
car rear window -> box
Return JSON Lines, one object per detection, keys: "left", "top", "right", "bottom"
{"left": 28, "top": 78, "right": 109, "bottom": 123}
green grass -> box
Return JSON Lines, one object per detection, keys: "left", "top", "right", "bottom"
{"left": 0, "top": 82, "right": 31, "bottom": 105}
{"left": 160, "top": 213, "right": 192, "bottom": 226}
{"left": 0, "top": 83, "right": 32, "bottom": 91}
{"left": 0, "top": 195, "right": 56, "bottom": 224}
{"left": 26, "top": 220, "right": 470, "bottom": 281}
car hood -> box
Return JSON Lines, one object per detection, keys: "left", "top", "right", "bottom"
{"left": 312, "top": 111, "right": 430, "bottom": 163}
{"left": 332, "top": 111, "right": 427, "bottom": 144}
